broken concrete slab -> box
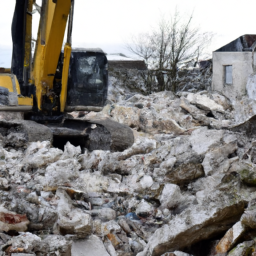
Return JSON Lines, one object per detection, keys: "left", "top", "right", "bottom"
{"left": 166, "top": 163, "right": 204, "bottom": 185}
{"left": 151, "top": 119, "right": 185, "bottom": 135}
{"left": 3, "top": 233, "right": 41, "bottom": 254}
{"left": 227, "top": 240, "right": 255, "bottom": 256}
{"left": 56, "top": 188, "right": 93, "bottom": 238}
{"left": 202, "top": 142, "right": 237, "bottom": 176}
{"left": 140, "top": 175, "right": 154, "bottom": 189}
{"left": 189, "top": 127, "right": 224, "bottom": 155}
{"left": 241, "top": 208, "right": 256, "bottom": 229}
{"left": 211, "top": 93, "right": 232, "bottom": 111}
{"left": 104, "top": 236, "right": 117, "bottom": 256}
{"left": 136, "top": 199, "right": 154, "bottom": 216}
{"left": 186, "top": 92, "right": 225, "bottom": 113}
{"left": 215, "top": 221, "right": 245, "bottom": 254}
{"left": 0, "top": 206, "right": 29, "bottom": 232}
{"left": 159, "top": 184, "right": 182, "bottom": 209}
{"left": 22, "top": 141, "right": 62, "bottom": 170}
{"left": 231, "top": 115, "right": 256, "bottom": 137}
{"left": 60, "top": 141, "right": 81, "bottom": 160}
{"left": 35, "top": 235, "right": 72, "bottom": 256}
{"left": 71, "top": 235, "right": 110, "bottom": 256}
{"left": 138, "top": 193, "right": 245, "bottom": 256}
{"left": 90, "top": 208, "right": 116, "bottom": 221}
{"left": 118, "top": 137, "right": 156, "bottom": 161}
{"left": 43, "top": 159, "right": 81, "bottom": 190}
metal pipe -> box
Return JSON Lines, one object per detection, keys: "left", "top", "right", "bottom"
{"left": 65, "top": 106, "right": 103, "bottom": 112}
{"left": 40, "top": 0, "right": 49, "bottom": 45}
{"left": 0, "top": 106, "right": 33, "bottom": 112}
{"left": 67, "top": 0, "right": 75, "bottom": 45}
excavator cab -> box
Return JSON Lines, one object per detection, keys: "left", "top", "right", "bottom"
{"left": 61, "top": 48, "right": 108, "bottom": 110}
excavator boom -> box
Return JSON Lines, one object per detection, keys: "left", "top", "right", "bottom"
{"left": 32, "top": 0, "right": 72, "bottom": 112}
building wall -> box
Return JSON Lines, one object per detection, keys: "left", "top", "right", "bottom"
{"left": 212, "top": 52, "right": 255, "bottom": 99}
{"left": 108, "top": 60, "right": 147, "bottom": 71}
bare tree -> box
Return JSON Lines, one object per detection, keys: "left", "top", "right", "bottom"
{"left": 127, "top": 9, "right": 213, "bottom": 92}
{"left": 126, "top": 33, "right": 154, "bottom": 66}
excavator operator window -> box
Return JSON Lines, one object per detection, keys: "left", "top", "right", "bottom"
{"left": 65, "top": 49, "right": 108, "bottom": 107}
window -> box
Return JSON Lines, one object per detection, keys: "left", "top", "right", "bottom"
{"left": 225, "top": 65, "right": 232, "bottom": 85}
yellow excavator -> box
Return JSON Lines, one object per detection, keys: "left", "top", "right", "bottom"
{"left": 0, "top": 0, "right": 134, "bottom": 151}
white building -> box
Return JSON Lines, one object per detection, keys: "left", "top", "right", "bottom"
{"left": 212, "top": 34, "right": 256, "bottom": 99}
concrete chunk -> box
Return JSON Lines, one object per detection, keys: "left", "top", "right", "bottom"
{"left": 71, "top": 235, "right": 110, "bottom": 256}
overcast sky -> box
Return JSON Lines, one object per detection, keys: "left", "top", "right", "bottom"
{"left": 1, "top": 0, "right": 256, "bottom": 66}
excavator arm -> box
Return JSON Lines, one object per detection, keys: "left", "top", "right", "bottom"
{"left": 32, "top": 0, "right": 73, "bottom": 112}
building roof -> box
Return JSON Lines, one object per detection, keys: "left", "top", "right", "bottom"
{"left": 71, "top": 48, "right": 105, "bottom": 53}
{"left": 215, "top": 34, "right": 256, "bottom": 52}
{"left": 107, "top": 54, "right": 147, "bottom": 70}
{"left": 107, "top": 54, "right": 135, "bottom": 61}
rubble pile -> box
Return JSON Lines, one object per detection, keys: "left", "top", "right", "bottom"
{"left": 177, "top": 67, "right": 212, "bottom": 93}
{"left": 108, "top": 69, "right": 149, "bottom": 103}
{"left": 108, "top": 64, "right": 212, "bottom": 104}
{"left": 2, "top": 89, "right": 256, "bottom": 255}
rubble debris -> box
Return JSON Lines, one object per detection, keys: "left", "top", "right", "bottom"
{"left": 0, "top": 207, "right": 29, "bottom": 232}
{"left": 0, "top": 88, "right": 256, "bottom": 255}
{"left": 215, "top": 221, "right": 245, "bottom": 254}
{"left": 227, "top": 240, "right": 256, "bottom": 256}
{"left": 138, "top": 193, "right": 245, "bottom": 256}
{"left": 55, "top": 188, "right": 93, "bottom": 238}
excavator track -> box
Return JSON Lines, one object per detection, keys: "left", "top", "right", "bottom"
{"left": 0, "top": 117, "right": 134, "bottom": 152}
{"left": 47, "top": 117, "right": 134, "bottom": 152}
